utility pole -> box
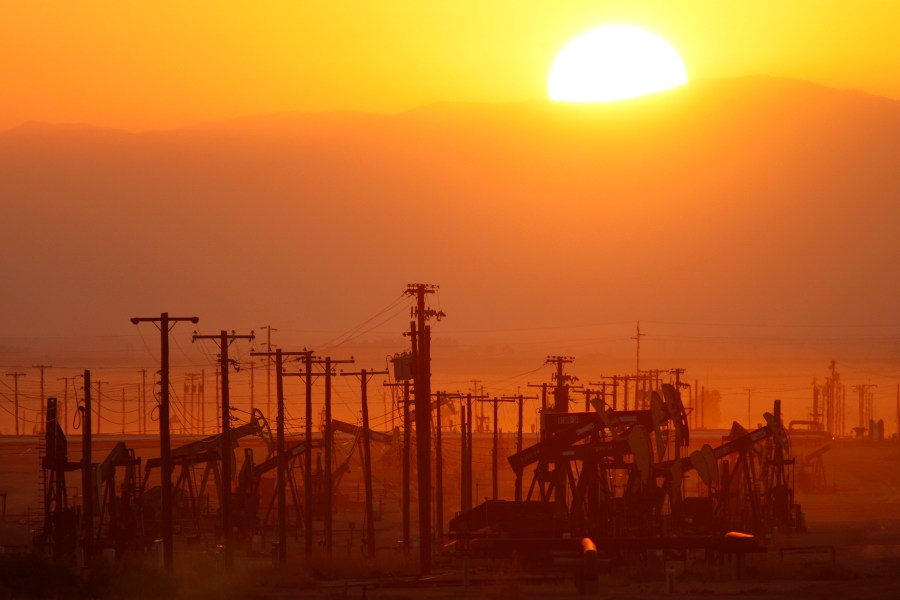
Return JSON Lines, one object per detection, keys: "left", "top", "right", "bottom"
{"left": 260, "top": 325, "right": 277, "bottom": 421}
{"left": 546, "top": 356, "right": 576, "bottom": 413}
{"left": 327, "top": 356, "right": 353, "bottom": 555}
{"left": 131, "top": 312, "right": 199, "bottom": 572}
{"left": 527, "top": 382, "right": 549, "bottom": 439}
{"left": 341, "top": 367, "right": 388, "bottom": 559}
{"left": 302, "top": 354, "right": 320, "bottom": 556}
{"left": 478, "top": 395, "right": 516, "bottom": 499}
{"left": 193, "top": 329, "right": 254, "bottom": 572}
{"left": 32, "top": 364, "right": 52, "bottom": 433}
{"left": 248, "top": 359, "right": 255, "bottom": 415}
{"left": 6, "top": 372, "right": 26, "bottom": 436}
{"left": 384, "top": 377, "right": 412, "bottom": 554}
{"left": 57, "top": 376, "right": 77, "bottom": 435}
{"left": 185, "top": 373, "right": 199, "bottom": 435}
{"left": 92, "top": 379, "right": 109, "bottom": 436}
{"left": 404, "top": 283, "right": 444, "bottom": 574}
{"left": 254, "top": 348, "right": 315, "bottom": 563}
{"left": 200, "top": 368, "right": 206, "bottom": 435}
{"left": 445, "top": 391, "right": 488, "bottom": 511}
{"left": 460, "top": 403, "right": 467, "bottom": 514}
{"left": 81, "top": 369, "right": 93, "bottom": 564}
{"left": 137, "top": 370, "right": 147, "bottom": 435}
{"left": 632, "top": 321, "right": 646, "bottom": 376}
{"left": 510, "top": 391, "right": 539, "bottom": 502}
{"left": 435, "top": 391, "right": 445, "bottom": 550}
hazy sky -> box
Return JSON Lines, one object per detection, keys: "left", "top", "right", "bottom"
{"left": 2, "top": 1, "right": 899, "bottom": 130}
{"left": 3, "top": 2, "right": 900, "bottom": 433}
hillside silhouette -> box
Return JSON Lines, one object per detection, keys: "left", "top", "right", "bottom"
{"left": 2, "top": 76, "right": 899, "bottom": 365}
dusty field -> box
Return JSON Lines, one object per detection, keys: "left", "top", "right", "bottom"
{"left": 1, "top": 434, "right": 900, "bottom": 598}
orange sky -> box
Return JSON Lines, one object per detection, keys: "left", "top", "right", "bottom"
{"left": 2, "top": 1, "right": 899, "bottom": 131}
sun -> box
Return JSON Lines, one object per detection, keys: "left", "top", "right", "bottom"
{"left": 548, "top": 25, "right": 688, "bottom": 102}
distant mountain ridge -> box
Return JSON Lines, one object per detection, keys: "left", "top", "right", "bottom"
{"left": 1, "top": 76, "right": 899, "bottom": 349}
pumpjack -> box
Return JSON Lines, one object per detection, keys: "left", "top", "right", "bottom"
{"left": 140, "top": 408, "right": 273, "bottom": 540}
{"left": 38, "top": 397, "right": 81, "bottom": 558}
{"left": 450, "top": 379, "right": 798, "bottom": 565}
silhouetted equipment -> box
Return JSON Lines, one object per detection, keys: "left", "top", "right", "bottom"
{"left": 450, "top": 371, "right": 798, "bottom": 570}
{"left": 406, "top": 282, "right": 443, "bottom": 574}
{"left": 252, "top": 347, "right": 315, "bottom": 564}
{"left": 236, "top": 436, "right": 322, "bottom": 537}
{"left": 81, "top": 370, "right": 94, "bottom": 564}
{"left": 131, "top": 312, "right": 199, "bottom": 571}
{"left": 193, "top": 329, "right": 255, "bottom": 572}
{"left": 38, "top": 397, "right": 81, "bottom": 558}
{"left": 141, "top": 408, "right": 272, "bottom": 546}
{"left": 5, "top": 371, "right": 26, "bottom": 436}
{"left": 340, "top": 367, "right": 389, "bottom": 559}
{"left": 95, "top": 442, "right": 142, "bottom": 556}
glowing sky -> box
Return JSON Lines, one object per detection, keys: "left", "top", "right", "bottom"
{"left": 2, "top": 1, "right": 899, "bottom": 131}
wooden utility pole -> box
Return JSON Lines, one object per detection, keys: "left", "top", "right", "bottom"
{"left": 185, "top": 373, "right": 199, "bottom": 435}
{"left": 500, "top": 393, "right": 536, "bottom": 502}
{"left": 435, "top": 391, "right": 445, "bottom": 549}
{"left": 137, "top": 370, "right": 147, "bottom": 435}
{"left": 131, "top": 313, "right": 198, "bottom": 572}
{"left": 478, "top": 396, "right": 516, "bottom": 499}
{"left": 32, "top": 364, "right": 52, "bottom": 433}
{"left": 193, "top": 329, "right": 254, "bottom": 572}
{"left": 341, "top": 367, "right": 388, "bottom": 559}
{"left": 546, "top": 356, "right": 575, "bottom": 413}
{"left": 248, "top": 359, "right": 255, "bottom": 415}
{"left": 545, "top": 356, "right": 575, "bottom": 518}
{"left": 6, "top": 372, "right": 26, "bottom": 435}
{"left": 444, "top": 391, "right": 487, "bottom": 511}
{"left": 200, "top": 368, "right": 206, "bottom": 435}
{"left": 405, "top": 283, "right": 444, "bottom": 573}
{"left": 274, "top": 350, "right": 286, "bottom": 565}
{"left": 92, "top": 379, "right": 108, "bottom": 436}
{"left": 254, "top": 348, "right": 316, "bottom": 563}
{"left": 321, "top": 355, "right": 354, "bottom": 555}
{"left": 280, "top": 350, "right": 330, "bottom": 556}
{"left": 302, "top": 354, "right": 317, "bottom": 556}
{"left": 57, "top": 375, "right": 77, "bottom": 435}
{"left": 632, "top": 321, "right": 646, "bottom": 376}
{"left": 527, "top": 382, "right": 549, "bottom": 440}
{"left": 260, "top": 325, "right": 277, "bottom": 421}
{"left": 460, "top": 403, "right": 467, "bottom": 514}
{"left": 384, "top": 378, "right": 412, "bottom": 554}
{"left": 81, "top": 369, "right": 93, "bottom": 564}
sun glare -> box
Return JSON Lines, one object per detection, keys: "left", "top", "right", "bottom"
{"left": 549, "top": 25, "right": 688, "bottom": 102}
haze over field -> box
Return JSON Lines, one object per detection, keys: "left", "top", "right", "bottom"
{"left": 2, "top": 76, "right": 900, "bottom": 428}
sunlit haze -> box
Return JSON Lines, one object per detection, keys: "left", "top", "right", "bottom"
{"left": 548, "top": 25, "right": 688, "bottom": 101}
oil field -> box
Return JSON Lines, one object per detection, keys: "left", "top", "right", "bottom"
{"left": 4, "top": 3, "right": 900, "bottom": 599}
{"left": 1, "top": 285, "right": 899, "bottom": 599}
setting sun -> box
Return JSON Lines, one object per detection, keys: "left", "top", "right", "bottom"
{"left": 548, "top": 24, "right": 689, "bottom": 102}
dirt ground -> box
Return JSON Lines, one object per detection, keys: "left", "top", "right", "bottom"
{"left": 1, "top": 434, "right": 899, "bottom": 598}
